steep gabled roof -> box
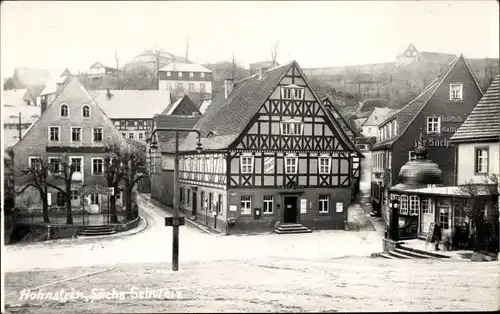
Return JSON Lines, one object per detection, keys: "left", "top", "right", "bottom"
{"left": 362, "top": 107, "right": 397, "bottom": 127}
{"left": 372, "top": 55, "right": 464, "bottom": 150}
{"left": 2, "top": 89, "right": 32, "bottom": 107}
{"left": 14, "top": 77, "right": 126, "bottom": 150}
{"left": 162, "top": 95, "right": 199, "bottom": 115}
{"left": 450, "top": 75, "right": 500, "bottom": 143}
{"left": 90, "top": 90, "right": 172, "bottom": 119}
{"left": 152, "top": 115, "right": 201, "bottom": 153}
{"left": 179, "top": 62, "right": 293, "bottom": 151}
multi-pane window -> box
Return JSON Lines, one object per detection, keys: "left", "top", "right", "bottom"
{"left": 439, "top": 208, "right": 450, "bottom": 230}
{"left": 139, "top": 133, "right": 144, "bottom": 140}
{"left": 281, "top": 87, "right": 304, "bottom": 100}
{"left": 240, "top": 155, "right": 254, "bottom": 174}
{"left": 167, "top": 71, "right": 171, "bottom": 77}
{"left": 201, "top": 72, "right": 205, "bottom": 78}
{"left": 421, "top": 197, "right": 432, "bottom": 214}
{"left": 409, "top": 196, "right": 420, "bottom": 216}
{"left": 49, "top": 127, "right": 60, "bottom": 141}
{"left": 49, "top": 157, "right": 61, "bottom": 173}
{"left": 60, "top": 104, "right": 69, "bottom": 117}
{"left": 29, "top": 157, "right": 42, "bottom": 170}
{"left": 178, "top": 72, "right": 182, "bottom": 78}
{"left": 82, "top": 105, "right": 90, "bottom": 118}
{"left": 400, "top": 195, "right": 408, "bottom": 215}
{"left": 71, "top": 190, "right": 79, "bottom": 200}
{"left": 450, "top": 84, "right": 463, "bottom": 100}
{"left": 129, "top": 133, "right": 134, "bottom": 139}
{"left": 318, "top": 156, "right": 331, "bottom": 174}
{"left": 93, "top": 128, "right": 103, "bottom": 142}
{"left": 285, "top": 155, "right": 298, "bottom": 174}
{"left": 90, "top": 193, "right": 99, "bottom": 205}
{"left": 263, "top": 196, "right": 274, "bottom": 214}
{"left": 120, "top": 120, "right": 126, "bottom": 130}
{"left": 71, "top": 127, "right": 82, "bottom": 142}
{"left": 281, "top": 121, "right": 303, "bottom": 135}
{"left": 319, "top": 195, "right": 329, "bottom": 213}
{"left": 190, "top": 72, "right": 194, "bottom": 78}
{"left": 92, "top": 158, "right": 103, "bottom": 175}
{"left": 70, "top": 158, "right": 82, "bottom": 173}
{"left": 427, "top": 117, "right": 441, "bottom": 134}
{"left": 240, "top": 196, "right": 251, "bottom": 215}
{"left": 475, "top": 148, "right": 488, "bottom": 174}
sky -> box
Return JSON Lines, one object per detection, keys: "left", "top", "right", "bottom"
{"left": 1, "top": 1, "right": 499, "bottom": 78}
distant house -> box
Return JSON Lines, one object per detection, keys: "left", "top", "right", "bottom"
{"left": 159, "top": 62, "right": 213, "bottom": 96}
{"left": 11, "top": 67, "right": 52, "bottom": 90}
{"left": 89, "top": 62, "right": 118, "bottom": 84}
{"left": 91, "top": 89, "right": 188, "bottom": 142}
{"left": 361, "top": 107, "right": 397, "bottom": 138}
{"left": 161, "top": 95, "right": 201, "bottom": 116}
{"left": 3, "top": 104, "right": 41, "bottom": 149}
{"left": 123, "top": 49, "right": 188, "bottom": 73}
{"left": 3, "top": 89, "right": 37, "bottom": 107}
{"left": 396, "top": 43, "right": 457, "bottom": 67}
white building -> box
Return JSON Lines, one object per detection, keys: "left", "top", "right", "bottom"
{"left": 159, "top": 62, "right": 212, "bottom": 95}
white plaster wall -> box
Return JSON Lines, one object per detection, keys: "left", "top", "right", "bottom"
{"left": 457, "top": 142, "right": 499, "bottom": 184}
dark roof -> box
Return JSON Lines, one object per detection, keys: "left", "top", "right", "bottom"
{"left": 371, "top": 56, "right": 461, "bottom": 150}
{"left": 153, "top": 115, "right": 201, "bottom": 152}
{"left": 450, "top": 75, "right": 500, "bottom": 143}
{"left": 179, "top": 62, "right": 293, "bottom": 151}
{"left": 322, "top": 97, "right": 357, "bottom": 138}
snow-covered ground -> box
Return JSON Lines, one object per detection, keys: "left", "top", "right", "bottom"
{"left": 4, "top": 195, "right": 382, "bottom": 273}
{"left": 4, "top": 257, "right": 499, "bottom": 312}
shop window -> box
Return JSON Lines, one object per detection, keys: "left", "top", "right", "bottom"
{"left": 400, "top": 195, "right": 408, "bottom": 215}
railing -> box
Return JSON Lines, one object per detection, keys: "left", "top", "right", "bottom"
{"left": 14, "top": 209, "right": 139, "bottom": 226}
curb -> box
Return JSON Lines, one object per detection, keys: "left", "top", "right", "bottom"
{"left": 137, "top": 194, "right": 224, "bottom": 237}
{"left": 76, "top": 216, "right": 148, "bottom": 241}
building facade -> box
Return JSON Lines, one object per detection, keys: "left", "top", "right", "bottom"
{"left": 90, "top": 89, "right": 199, "bottom": 142}
{"left": 89, "top": 62, "right": 118, "bottom": 85}
{"left": 370, "top": 55, "right": 484, "bottom": 223}
{"left": 159, "top": 62, "right": 213, "bottom": 95}
{"left": 151, "top": 61, "right": 362, "bottom": 234}
{"left": 12, "top": 78, "right": 126, "bottom": 214}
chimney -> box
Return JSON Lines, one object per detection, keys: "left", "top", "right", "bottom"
{"left": 106, "top": 88, "right": 113, "bottom": 100}
{"left": 259, "top": 68, "right": 264, "bottom": 80}
{"left": 56, "top": 83, "right": 64, "bottom": 93}
{"left": 224, "top": 79, "right": 234, "bottom": 99}
{"left": 41, "top": 98, "right": 48, "bottom": 114}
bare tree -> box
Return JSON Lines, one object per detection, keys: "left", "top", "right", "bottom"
{"left": 459, "top": 174, "right": 499, "bottom": 253}
{"left": 104, "top": 137, "right": 148, "bottom": 220}
{"left": 271, "top": 40, "right": 279, "bottom": 67}
{"left": 46, "top": 156, "right": 77, "bottom": 224}
{"left": 9, "top": 152, "right": 51, "bottom": 223}
{"left": 114, "top": 45, "right": 123, "bottom": 90}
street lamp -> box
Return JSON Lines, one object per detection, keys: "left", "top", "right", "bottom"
{"left": 148, "top": 127, "right": 203, "bottom": 271}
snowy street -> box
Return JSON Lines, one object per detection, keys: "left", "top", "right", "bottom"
{"left": 4, "top": 193, "right": 383, "bottom": 273}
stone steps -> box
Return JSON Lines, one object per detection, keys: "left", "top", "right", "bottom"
{"left": 78, "top": 225, "right": 116, "bottom": 236}
{"left": 275, "top": 223, "right": 312, "bottom": 234}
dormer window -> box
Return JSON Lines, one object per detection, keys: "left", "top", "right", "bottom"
{"left": 281, "top": 119, "right": 303, "bottom": 136}
{"left": 82, "top": 105, "right": 91, "bottom": 118}
{"left": 60, "top": 104, "right": 69, "bottom": 117}
{"left": 281, "top": 85, "right": 304, "bottom": 100}
{"left": 450, "top": 84, "right": 463, "bottom": 101}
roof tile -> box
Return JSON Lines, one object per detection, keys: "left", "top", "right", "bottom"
{"left": 450, "top": 75, "right": 500, "bottom": 142}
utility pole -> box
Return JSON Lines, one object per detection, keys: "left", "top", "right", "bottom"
{"left": 231, "top": 53, "right": 235, "bottom": 81}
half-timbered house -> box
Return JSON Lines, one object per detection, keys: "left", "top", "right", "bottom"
{"left": 153, "top": 61, "right": 363, "bottom": 234}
